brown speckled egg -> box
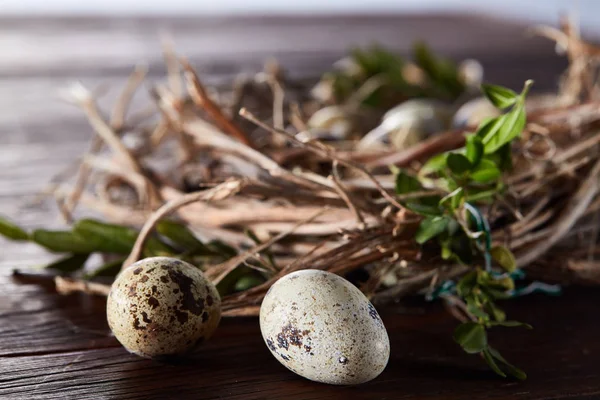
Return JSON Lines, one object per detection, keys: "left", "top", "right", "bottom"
{"left": 259, "top": 269, "right": 390, "bottom": 385}
{"left": 106, "top": 257, "right": 221, "bottom": 358}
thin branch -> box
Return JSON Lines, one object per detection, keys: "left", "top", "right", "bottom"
{"left": 123, "top": 179, "right": 246, "bottom": 269}
{"left": 181, "top": 57, "right": 253, "bottom": 146}
{"left": 55, "top": 276, "right": 111, "bottom": 297}
{"left": 110, "top": 64, "right": 148, "bottom": 130}
{"left": 208, "top": 209, "right": 328, "bottom": 285}
{"left": 240, "top": 108, "right": 406, "bottom": 211}
{"left": 516, "top": 158, "right": 600, "bottom": 267}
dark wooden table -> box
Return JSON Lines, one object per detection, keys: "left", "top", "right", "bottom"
{"left": 1, "top": 14, "right": 597, "bottom": 400}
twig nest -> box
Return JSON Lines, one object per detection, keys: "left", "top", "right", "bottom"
{"left": 358, "top": 99, "right": 452, "bottom": 151}
{"left": 107, "top": 257, "right": 221, "bottom": 358}
{"left": 259, "top": 270, "right": 390, "bottom": 385}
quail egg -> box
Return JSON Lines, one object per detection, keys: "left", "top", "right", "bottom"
{"left": 260, "top": 269, "right": 390, "bottom": 385}
{"left": 452, "top": 96, "right": 500, "bottom": 128}
{"left": 107, "top": 257, "right": 221, "bottom": 358}
{"left": 357, "top": 99, "right": 452, "bottom": 151}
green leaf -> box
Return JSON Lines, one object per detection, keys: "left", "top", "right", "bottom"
{"left": 207, "top": 240, "right": 238, "bottom": 257}
{"left": 456, "top": 270, "right": 478, "bottom": 297}
{"left": 0, "top": 217, "right": 30, "bottom": 241}
{"left": 490, "top": 246, "right": 517, "bottom": 272}
{"left": 489, "top": 320, "right": 533, "bottom": 329}
{"left": 482, "top": 104, "right": 526, "bottom": 154}
{"left": 234, "top": 274, "right": 265, "bottom": 292}
{"left": 74, "top": 219, "right": 173, "bottom": 256}
{"left": 476, "top": 116, "right": 504, "bottom": 144}
{"left": 156, "top": 220, "right": 216, "bottom": 256}
{"left": 86, "top": 258, "right": 126, "bottom": 278}
{"left": 404, "top": 201, "right": 442, "bottom": 216}
{"left": 413, "top": 42, "right": 465, "bottom": 99}
{"left": 440, "top": 188, "right": 464, "bottom": 211}
{"left": 481, "top": 83, "right": 518, "bottom": 109}
{"left": 483, "top": 348, "right": 507, "bottom": 378}
{"left": 487, "top": 346, "right": 527, "bottom": 380}
{"left": 481, "top": 286, "right": 512, "bottom": 300}
{"left": 44, "top": 254, "right": 89, "bottom": 273}
{"left": 32, "top": 230, "right": 97, "bottom": 254}
{"left": 447, "top": 153, "right": 472, "bottom": 174}
{"left": 487, "top": 302, "right": 507, "bottom": 322}
{"left": 471, "top": 159, "right": 501, "bottom": 183}
{"left": 465, "top": 135, "right": 484, "bottom": 167}
{"left": 216, "top": 265, "right": 254, "bottom": 297}
{"left": 415, "top": 216, "right": 450, "bottom": 244}
{"left": 395, "top": 170, "right": 423, "bottom": 194}
{"left": 441, "top": 242, "right": 453, "bottom": 260}
{"left": 420, "top": 153, "right": 448, "bottom": 175}
{"left": 465, "top": 188, "right": 497, "bottom": 203}
{"left": 488, "top": 143, "right": 513, "bottom": 171}
{"left": 73, "top": 219, "right": 135, "bottom": 254}
{"left": 486, "top": 275, "right": 515, "bottom": 292}
{"left": 453, "top": 322, "right": 488, "bottom": 354}
{"left": 466, "top": 302, "right": 489, "bottom": 320}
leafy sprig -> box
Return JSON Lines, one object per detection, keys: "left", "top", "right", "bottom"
{"left": 324, "top": 43, "right": 466, "bottom": 108}
{"left": 0, "top": 217, "right": 265, "bottom": 296}
{"left": 394, "top": 80, "right": 533, "bottom": 379}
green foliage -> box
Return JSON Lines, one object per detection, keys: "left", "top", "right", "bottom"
{"left": 490, "top": 246, "right": 517, "bottom": 273}
{"left": 74, "top": 219, "right": 173, "bottom": 256}
{"left": 453, "top": 322, "right": 487, "bottom": 354}
{"left": 393, "top": 80, "right": 534, "bottom": 379}
{"left": 32, "top": 230, "right": 99, "bottom": 254}
{"left": 325, "top": 44, "right": 466, "bottom": 108}
{"left": 481, "top": 83, "right": 518, "bottom": 109}
{"left": 453, "top": 267, "right": 530, "bottom": 379}
{"left": 0, "top": 216, "right": 30, "bottom": 241}
{"left": 234, "top": 274, "right": 265, "bottom": 292}
{"left": 415, "top": 216, "right": 450, "bottom": 244}
{"left": 1, "top": 216, "right": 231, "bottom": 280}
{"left": 156, "top": 220, "right": 219, "bottom": 256}
{"left": 413, "top": 42, "right": 465, "bottom": 99}
{"left": 44, "top": 254, "right": 90, "bottom": 273}
{"left": 395, "top": 170, "right": 423, "bottom": 194}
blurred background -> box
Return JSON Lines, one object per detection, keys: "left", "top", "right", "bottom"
{"left": 0, "top": 0, "right": 595, "bottom": 31}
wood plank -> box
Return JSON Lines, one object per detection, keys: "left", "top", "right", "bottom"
{"left": 2, "top": 272, "right": 600, "bottom": 399}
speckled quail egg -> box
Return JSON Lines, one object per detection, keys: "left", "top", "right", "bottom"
{"left": 106, "top": 257, "right": 221, "bottom": 358}
{"left": 259, "top": 269, "right": 390, "bottom": 385}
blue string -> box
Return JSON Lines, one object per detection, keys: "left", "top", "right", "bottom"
{"left": 426, "top": 203, "right": 561, "bottom": 301}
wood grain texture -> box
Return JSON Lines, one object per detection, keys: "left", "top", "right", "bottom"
{"left": 0, "top": 14, "right": 590, "bottom": 399}
{"left": 3, "top": 273, "right": 600, "bottom": 400}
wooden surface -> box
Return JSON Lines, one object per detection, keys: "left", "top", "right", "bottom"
{"left": 0, "top": 14, "right": 595, "bottom": 400}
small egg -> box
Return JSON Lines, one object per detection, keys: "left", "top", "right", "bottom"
{"left": 452, "top": 97, "right": 500, "bottom": 128}
{"left": 106, "top": 257, "right": 221, "bottom": 358}
{"left": 260, "top": 270, "right": 390, "bottom": 385}
{"left": 305, "top": 106, "right": 352, "bottom": 140}
{"left": 357, "top": 99, "right": 452, "bottom": 151}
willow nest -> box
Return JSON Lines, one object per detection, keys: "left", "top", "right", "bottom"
{"left": 7, "top": 19, "right": 600, "bottom": 322}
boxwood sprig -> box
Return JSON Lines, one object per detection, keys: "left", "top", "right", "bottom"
{"left": 394, "top": 80, "right": 533, "bottom": 379}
